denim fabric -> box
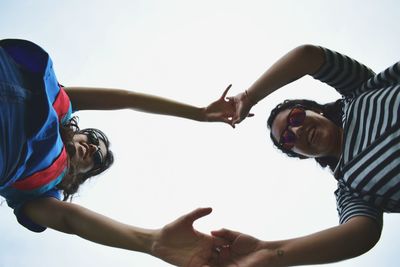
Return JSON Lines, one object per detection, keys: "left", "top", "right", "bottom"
{"left": 0, "top": 48, "right": 31, "bottom": 186}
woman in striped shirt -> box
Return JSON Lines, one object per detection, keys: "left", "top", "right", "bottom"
{"left": 213, "top": 45, "right": 399, "bottom": 266}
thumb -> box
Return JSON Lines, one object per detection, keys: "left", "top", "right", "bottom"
{"left": 220, "top": 84, "right": 232, "bottom": 100}
{"left": 211, "top": 228, "right": 240, "bottom": 242}
{"left": 185, "top": 207, "right": 212, "bottom": 224}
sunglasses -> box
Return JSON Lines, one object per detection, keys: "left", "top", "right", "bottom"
{"left": 279, "top": 106, "right": 306, "bottom": 150}
{"left": 81, "top": 130, "right": 104, "bottom": 170}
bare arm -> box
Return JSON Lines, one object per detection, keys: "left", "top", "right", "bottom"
{"left": 246, "top": 44, "right": 325, "bottom": 104}
{"left": 267, "top": 216, "right": 381, "bottom": 266}
{"left": 229, "top": 45, "right": 325, "bottom": 124}
{"left": 213, "top": 216, "right": 381, "bottom": 266}
{"left": 23, "top": 197, "right": 155, "bottom": 252}
{"left": 22, "top": 198, "right": 222, "bottom": 266}
{"left": 64, "top": 86, "right": 235, "bottom": 124}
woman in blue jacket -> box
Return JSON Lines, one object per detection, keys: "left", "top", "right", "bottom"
{"left": 0, "top": 39, "right": 233, "bottom": 267}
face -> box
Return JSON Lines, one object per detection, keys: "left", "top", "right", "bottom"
{"left": 69, "top": 132, "right": 108, "bottom": 175}
{"left": 271, "top": 107, "right": 342, "bottom": 158}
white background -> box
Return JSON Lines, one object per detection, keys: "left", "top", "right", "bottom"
{"left": 1, "top": 0, "right": 399, "bottom": 266}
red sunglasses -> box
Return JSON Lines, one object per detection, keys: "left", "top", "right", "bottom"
{"left": 279, "top": 106, "right": 306, "bottom": 150}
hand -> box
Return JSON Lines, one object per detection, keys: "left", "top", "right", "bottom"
{"left": 151, "top": 208, "right": 224, "bottom": 267}
{"left": 227, "top": 91, "right": 255, "bottom": 127}
{"left": 212, "top": 229, "right": 271, "bottom": 267}
{"left": 203, "top": 85, "right": 236, "bottom": 127}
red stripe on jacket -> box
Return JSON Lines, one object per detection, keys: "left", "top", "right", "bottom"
{"left": 53, "top": 86, "right": 70, "bottom": 122}
{"left": 12, "top": 147, "right": 68, "bottom": 190}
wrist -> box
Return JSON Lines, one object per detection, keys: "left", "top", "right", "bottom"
{"left": 245, "top": 90, "right": 258, "bottom": 106}
{"left": 259, "top": 241, "right": 287, "bottom": 267}
{"left": 131, "top": 228, "right": 158, "bottom": 255}
{"left": 199, "top": 107, "right": 208, "bottom": 122}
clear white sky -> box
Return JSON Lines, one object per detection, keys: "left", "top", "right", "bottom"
{"left": 1, "top": 0, "right": 399, "bottom": 266}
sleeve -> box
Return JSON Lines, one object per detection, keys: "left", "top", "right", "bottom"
{"left": 360, "top": 61, "right": 400, "bottom": 92}
{"left": 334, "top": 183, "right": 383, "bottom": 229}
{"left": 312, "top": 47, "right": 376, "bottom": 98}
{"left": 57, "top": 84, "right": 74, "bottom": 125}
{"left": 13, "top": 189, "right": 62, "bottom": 233}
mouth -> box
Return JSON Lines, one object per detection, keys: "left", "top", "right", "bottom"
{"left": 79, "top": 143, "right": 89, "bottom": 160}
{"left": 65, "top": 142, "right": 77, "bottom": 157}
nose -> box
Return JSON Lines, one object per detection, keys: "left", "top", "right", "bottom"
{"left": 289, "top": 125, "right": 303, "bottom": 139}
{"left": 87, "top": 143, "right": 98, "bottom": 156}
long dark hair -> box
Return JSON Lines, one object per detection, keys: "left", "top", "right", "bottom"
{"left": 58, "top": 117, "right": 114, "bottom": 201}
{"left": 267, "top": 99, "right": 343, "bottom": 172}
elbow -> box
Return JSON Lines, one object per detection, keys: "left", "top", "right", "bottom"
{"left": 293, "top": 44, "right": 325, "bottom": 74}
{"left": 294, "top": 44, "right": 324, "bottom": 57}
{"left": 350, "top": 236, "right": 379, "bottom": 260}
{"left": 357, "top": 227, "right": 381, "bottom": 256}
{"left": 57, "top": 203, "right": 81, "bottom": 234}
{"left": 295, "top": 44, "right": 320, "bottom": 53}
{"left": 347, "top": 217, "right": 382, "bottom": 258}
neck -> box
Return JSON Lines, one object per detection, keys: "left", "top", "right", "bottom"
{"left": 332, "top": 127, "right": 343, "bottom": 159}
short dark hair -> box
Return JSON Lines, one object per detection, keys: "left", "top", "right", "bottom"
{"left": 267, "top": 99, "right": 343, "bottom": 172}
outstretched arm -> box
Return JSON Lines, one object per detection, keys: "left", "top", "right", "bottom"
{"left": 64, "top": 85, "right": 235, "bottom": 124}
{"left": 22, "top": 198, "right": 221, "bottom": 267}
{"left": 245, "top": 44, "right": 324, "bottom": 105}
{"left": 213, "top": 216, "right": 381, "bottom": 266}
{"left": 229, "top": 45, "right": 325, "bottom": 124}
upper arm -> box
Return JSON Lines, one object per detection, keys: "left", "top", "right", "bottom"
{"left": 22, "top": 197, "right": 77, "bottom": 234}
{"left": 64, "top": 87, "right": 97, "bottom": 111}
{"left": 344, "top": 216, "right": 381, "bottom": 252}
{"left": 64, "top": 87, "right": 132, "bottom": 111}
{"left": 295, "top": 44, "right": 326, "bottom": 75}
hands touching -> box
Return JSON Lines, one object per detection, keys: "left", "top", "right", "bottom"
{"left": 151, "top": 208, "right": 226, "bottom": 267}
{"left": 203, "top": 85, "right": 255, "bottom": 128}
{"left": 227, "top": 90, "right": 255, "bottom": 127}
{"left": 152, "top": 208, "right": 273, "bottom": 267}
{"left": 212, "top": 229, "right": 272, "bottom": 267}
{"left": 203, "top": 85, "right": 236, "bottom": 126}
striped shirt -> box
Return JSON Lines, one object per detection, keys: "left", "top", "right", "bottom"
{"left": 313, "top": 47, "right": 400, "bottom": 227}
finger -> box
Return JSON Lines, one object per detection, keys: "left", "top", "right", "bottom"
{"left": 208, "top": 246, "right": 223, "bottom": 267}
{"left": 185, "top": 207, "right": 213, "bottom": 224}
{"left": 226, "top": 96, "right": 234, "bottom": 102}
{"left": 220, "top": 84, "right": 232, "bottom": 100}
{"left": 222, "top": 118, "right": 235, "bottom": 127}
{"left": 231, "top": 117, "right": 241, "bottom": 125}
{"left": 211, "top": 228, "right": 240, "bottom": 242}
{"left": 218, "top": 245, "right": 231, "bottom": 264}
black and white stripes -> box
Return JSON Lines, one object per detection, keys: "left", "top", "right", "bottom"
{"left": 313, "top": 47, "right": 400, "bottom": 226}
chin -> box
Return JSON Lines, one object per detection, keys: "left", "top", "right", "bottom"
{"left": 65, "top": 141, "right": 77, "bottom": 157}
